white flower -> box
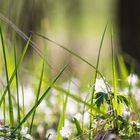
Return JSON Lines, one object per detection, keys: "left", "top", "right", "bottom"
{"left": 20, "top": 127, "right": 33, "bottom": 140}
{"left": 131, "top": 87, "right": 140, "bottom": 106}
{"left": 74, "top": 113, "right": 82, "bottom": 121}
{"left": 83, "top": 112, "right": 90, "bottom": 125}
{"left": 60, "top": 126, "right": 72, "bottom": 138}
{"left": 23, "top": 134, "right": 33, "bottom": 140}
{"left": 20, "top": 127, "right": 28, "bottom": 135}
{"left": 121, "top": 88, "right": 129, "bottom": 95}
{"left": 46, "top": 129, "right": 56, "bottom": 140}
{"left": 123, "top": 109, "right": 131, "bottom": 117}
{"left": 127, "top": 74, "right": 139, "bottom": 86}
{"left": 95, "top": 78, "right": 107, "bottom": 93}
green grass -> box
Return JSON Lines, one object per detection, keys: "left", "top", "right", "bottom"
{"left": 0, "top": 14, "right": 140, "bottom": 140}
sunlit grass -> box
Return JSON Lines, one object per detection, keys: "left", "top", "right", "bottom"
{"left": 0, "top": 12, "right": 140, "bottom": 140}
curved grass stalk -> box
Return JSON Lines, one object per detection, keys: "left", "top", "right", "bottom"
{"left": 30, "top": 31, "right": 108, "bottom": 86}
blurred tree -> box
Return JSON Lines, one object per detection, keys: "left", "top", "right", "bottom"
{"left": 118, "top": 0, "right": 140, "bottom": 73}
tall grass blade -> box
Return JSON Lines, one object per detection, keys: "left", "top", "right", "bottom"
{"left": 118, "top": 55, "right": 128, "bottom": 87}
{"left": 110, "top": 28, "right": 117, "bottom": 109}
{"left": 29, "top": 62, "right": 44, "bottom": 134}
{"left": 89, "top": 23, "right": 108, "bottom": 139}
{"left": 3, "top": 98, "right": 5, "bottom": 125}
{"left": 110, "top": 27, "right": 118, "bottom": 130}
{"left": 21, "top": 79, "right": 25, "bottom": 117}
{"left": 57, "top": 82, "right": 70, "bottom": 140}
{"left": 0, "top": 26, "right": 14, "bottom": 126}
{"left": 14, "top": 43, "right": 20, "bottom": 125}
{"left": 0, "top": 36, "right": 31, "bottom": 106}
{"left": 12, "top": 64, "right": 68, "bottom": 133}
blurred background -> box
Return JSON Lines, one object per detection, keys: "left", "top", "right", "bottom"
{"left": 1, "top": 1, "right": 140, "bottom": 139}
{"left": 0, "top": 0, "right": 117, "bottom": 84}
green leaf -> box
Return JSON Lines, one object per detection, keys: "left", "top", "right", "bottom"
{"left": 117, "top": 95, "right": 129, "bottom": 106}
{"left": 95, "top": 92, "right": 108, "bottom": 108}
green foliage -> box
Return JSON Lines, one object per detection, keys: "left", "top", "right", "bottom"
{"left": 0, "top": 17, "right": 140, "bottom": 140}
{"left": 95, "top": 92, "right": 108, "bottom": 108}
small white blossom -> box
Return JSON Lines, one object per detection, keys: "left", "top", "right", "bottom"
{"left": 95, "top": 78, "right": 107, "bottom": 93}
{"left": 20, "top": 127, "right": 28, "bottom": 135}
{"left": 74, "top": 113, "right": 82, "bottom": 121}
{"left": 46, "top": 129, "right": 56, "bottom": 140}
{"left": 23, "top": 134, "right": 33, "bottom": 140}
{"left": 83, "top": 112, "right": 90, "bottom": 125}
{"left": 127, "top": 74, "right": 139, "bottom": 86}
{"left": 20, "top": 127, "right": 33, "bottom": 140}
{"left": 60, "top": 126, "right": 72, "bottom": 138}
{"left": 121, "top": 88, "right": 129, "bottom": 95}
{"left": 123, "top": 109, "right": 131, "bottom": 117}
{"left": 131, "top": 87, "right": 140, "bottom": 106}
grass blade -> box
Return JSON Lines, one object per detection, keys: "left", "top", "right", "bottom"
{"left": 57, "top": 82, "right": 70, "bottom": 140}
{"left": 53, "top": 85, "right": 105, "bottom": 115}
{"left": 0, "top": 26, "right": 14, "bottom": 126}
{"left": 21, "top": 79, "right": 25, "bottom": 117}
{"left": 3, "top": 98, "right": 6, "bottom": 125}
{"left": 30, "top": 31, "right": 106, "bottom": 80}
{"left": 12, "top": 64, "right": 68, "bottom": 133}
{"left": 14, "top": 43, "right": 20, "bottom": 125}
{"left": 110, "top": 27, "right": 118, "bottom": 131}
{"left": 89, "top": 23, "right": 108, "bottom": 139}
{"left": 0, "top": 36, "right": 31, "bottom": 106}
{"left": 29, "top": 62, "right": 44, "bottom": 134}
